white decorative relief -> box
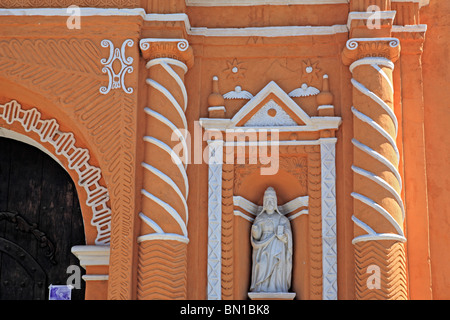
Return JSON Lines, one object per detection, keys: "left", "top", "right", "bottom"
{"left": 207, "top": 140, "right": 224, "bottom": 300}
{"left": 139, "top": 55, "right": 190, "bottom": 244}
{"left": 244, "top": 99, "right": 298, "bottom": 127}
{"left": 223, "top": 86, "right": 254, "bottom": 100}
{"left": 348, "top": 56, "right": 406, "bottom": 244}
{"left": 233, "top": 195, "right": 309, "bottom": 223}
{"left": 320, "top": 138, "right": 338, "bottom": 300}
{"left": 0, "top": 100, "right": 111, "bottom": 245}
{"left": 100, "top": 39, "right": 134, "bottom": 95}
{"left": 288, "top": 84, "right": 320, "bottom": 98}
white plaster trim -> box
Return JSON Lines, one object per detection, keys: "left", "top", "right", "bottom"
{"left": 233, "top": 81, "right": 312, "bottom": 126}
{"left": 208, "top": 106, "right": 226, "bottom": 112}
{"left": 206, "top": 140, "right": 223, "bottom": 300}
{"left": 186, "top": 0, "right": 348, "bottom": 5}
{"left": 352, "top": 107, "right": 400, "bottom": 164}
{"left": 82, "top": 275, "right": 109, "bottom": 281}
{"left": 248, "top": 292, "right": 296, "bottom": 300}
{"left": 320, "top": 138, "right": 338, "bottom": 300}
{"left": 288, "top": 209, "right": 309, "bottom": 221}
{"left": 190, "top": 25, "right": 348, "bottom": 37}
{"left": 352, "top": 165, "right": 405, "bottom": 220}
{"left": 352, "top": 139, "right": 402, "bottom": 190}
{"left": 146, "top": 79, "right": 188, "bottom": 132}
{"left": 233, "top": 195, "right": 309, "bottom": 217}
{"left": 200, "top": 119, "right": 342, "bottom": 132}
{"left": 143, "top": 136, "right": 189, "bottom": 193}
{"left": 352, "top": 79, "right": 398, "bottom": 136}
{"left": 144, "top": 108, "right": 189, "bottom": 165}
{"left": 392, "top": 24, "right": 428, "bottom": 33}
{"left": 351, "top": 193, "right": 406, "bottom": 244}
{"left": 141, "top": 189, "right": 188, "bottom": 237}
{"left": 186, "top": 0, "right": 430, "bottom": 7}
{"left": 317, "top": 105, "right": 334, "bottom": 110}
{"left": 137, "top": 233, "right": 190, "bottom": 244}
{"left": 141, "top": 162, "right": 189, "bottom": 220}
{"left": 145, "top": 12, "right": 348, "bottom": 37}
{"left": 146, "top": 57, "right": 188, "bottom": 74}
{"left": 347, "top": 11, "right": 396, "bottom": 31}
{"left": 139, "top": 212, "right": 165, "bottom": 234}
{"left": 234, "top": 210, "right": 255, "bottom": 223}
{"left": 372, "top": 64, "right": 394, "bottom": 93}
{"left": 349, "top": 57, "right": 395, "bottom": 73}
{"left": 71, "top": 245, "right": 110, "bottom": 268}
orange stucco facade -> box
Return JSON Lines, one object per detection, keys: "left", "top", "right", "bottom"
{"left": 0, "top": 0, "right": 449, "bottom": 300}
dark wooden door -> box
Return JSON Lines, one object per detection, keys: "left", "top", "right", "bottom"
{"left": 0, "top": 137, "right": 86, "bottom": 300}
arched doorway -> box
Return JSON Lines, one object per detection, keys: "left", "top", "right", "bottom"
{"left": 0, "top": 137, "right": 86, "bottom": 300}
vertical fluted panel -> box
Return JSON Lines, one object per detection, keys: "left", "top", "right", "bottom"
{"left": 350, "top": 55, "right": 407, "bottom": 300}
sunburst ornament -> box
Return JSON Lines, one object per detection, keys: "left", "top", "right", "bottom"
{"left": 301, "top": 59, "right": 322, "bottom": 84}
{"left": 223, "top": 58, "right": 247, "bottom": 81}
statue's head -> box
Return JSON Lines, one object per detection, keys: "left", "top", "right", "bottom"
{"left": 263, "top": 187, "right": 278, "bottom": 215}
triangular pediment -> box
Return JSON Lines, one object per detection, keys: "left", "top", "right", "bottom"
{"left": 231, "top": 81, "right": 312, "bottom": 128}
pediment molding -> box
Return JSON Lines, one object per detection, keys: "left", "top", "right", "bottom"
{"left": 200, "top": 80, "right": 341, "bottom": 133}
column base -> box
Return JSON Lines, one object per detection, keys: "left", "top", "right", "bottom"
{"left": 248, "top": 292, "right": 296, "bottom": 300}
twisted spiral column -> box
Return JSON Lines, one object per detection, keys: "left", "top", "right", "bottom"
{"left": 343, "top": 38, "right": 407, "bottom": 299}
{"left": 137, "top": 39, "right": 194, "bottom": 300}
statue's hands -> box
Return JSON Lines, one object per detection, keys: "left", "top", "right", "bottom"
{"left": 277, "top": 233, "right": 288, "bottom": 243}
{"left": 252, "top": 225, "right": 261, "bottom": 240}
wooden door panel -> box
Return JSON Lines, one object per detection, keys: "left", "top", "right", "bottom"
{"left": 0, "top": 138, "right": 86, "bottom": 300}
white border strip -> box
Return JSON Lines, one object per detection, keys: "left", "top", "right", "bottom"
{"left": 187, "top": 0, "right": 348, "bottom": 5}
{"left": 186, "top": 0, "right": 429, "bottom": 7}
{"left": 189, "top": 25, "right": 348, "bottom": 37}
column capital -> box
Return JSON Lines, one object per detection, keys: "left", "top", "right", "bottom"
{"left": 342, "top": 37, "right": 401, "bottom": 66}
{"left": 139, "top": 38, "right": 194, "bottom": 69}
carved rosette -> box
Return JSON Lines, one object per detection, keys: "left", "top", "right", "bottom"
{"left": 342, "top": 38, "right": 408, "bottom": 299}
{"left": 136, "top": 38, "right": 194, "bottom": 300}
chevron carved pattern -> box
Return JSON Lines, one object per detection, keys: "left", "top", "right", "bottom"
{"left": 137, "top": 240, "right": 188, "bottom": 300}
{"left": 355, "top": 241, "right": 408, "bottom": 300}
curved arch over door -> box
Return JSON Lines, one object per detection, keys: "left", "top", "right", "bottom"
{"left": 0, "top": 137, "right": 86, "bottom": 300}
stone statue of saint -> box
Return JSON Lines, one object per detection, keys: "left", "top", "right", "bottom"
{"left": 250, "top": 187, "right": 293, "bottom": 293}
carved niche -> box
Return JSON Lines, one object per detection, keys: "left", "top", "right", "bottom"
{"left": 201, "top": 79, "right": 341, "bottom": 300}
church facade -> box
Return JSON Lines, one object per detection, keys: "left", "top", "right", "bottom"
{"left": 0, "top": 0, "right": 448, "bottom": 300}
